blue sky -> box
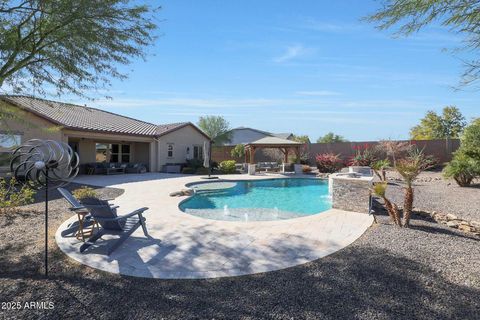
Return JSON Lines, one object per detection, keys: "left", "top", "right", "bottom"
{"left": 79, "top": 0, "right": 477, "bottom": 141}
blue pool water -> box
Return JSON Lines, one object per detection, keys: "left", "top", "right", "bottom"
{"left": 179, "top": 178, "right": 331, "bottom": 221}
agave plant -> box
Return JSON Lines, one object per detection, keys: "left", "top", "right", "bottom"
{"left": 395, "top": 148, "right": 433, "bottom": 227}
{"left": 371, "top": 159, "right": 390, "bottom": 182}
{"left": 371, "top": 182, "right": 401, "bottom": 226}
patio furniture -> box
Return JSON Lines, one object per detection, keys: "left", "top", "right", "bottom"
{"left": 165, "top": 164, "right": 181, "bottom": 173}
{"left": 106, "top": 163, "right": 126, "bottom": 175}
{"left": 58, "top": 187, "right": 116, "bottom": 240}
{"left": 125, "top": 163, "right": 147, "bottom": 174}
{"left": 79, "top": 197, "right": 150, "bottom": 255}
{"left": 86, "top": 162, "right": 107, "bottom": 175}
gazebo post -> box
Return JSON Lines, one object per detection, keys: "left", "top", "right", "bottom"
{"left": 283, "top": 148, "right": 289, "bottom": 164}
{"left": 250, "top": 146, "right": 256, "bottom": 164}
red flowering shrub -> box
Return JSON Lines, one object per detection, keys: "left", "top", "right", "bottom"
{"left": 315, "top": 153, "right": 344, "bottom": 173}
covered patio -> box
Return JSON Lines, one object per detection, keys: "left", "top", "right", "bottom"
{"left": 244, "top": 136, "right": 303, "bottom": 173}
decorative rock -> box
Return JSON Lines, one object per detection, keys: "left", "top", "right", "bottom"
{"left": 446, "top": 213, "right": 458, "bottom": 220}
{"left": 458, "top": 225, "right": 472, "bottom": 233}
{"left": 471, "top": 221, "right": 480, "bottom": 228}
{"left": 446, "top": 221, "right": 459, "bottom": 228}
{"left": 169, "top": 189, "right": 193, "bottom": 197}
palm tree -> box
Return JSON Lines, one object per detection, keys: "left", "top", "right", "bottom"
{"left": 395, "top": 149, "right": 433, "bottom": 227}
{"left": 371, "top": 159, "right": 390, "bottom": 182}
{"left": 371, "top": 182, "right": 401, "bottom": 226}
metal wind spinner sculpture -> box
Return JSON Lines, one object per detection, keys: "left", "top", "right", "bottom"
{"left": 10, "top": 139, "right": 79, "bottom": 277}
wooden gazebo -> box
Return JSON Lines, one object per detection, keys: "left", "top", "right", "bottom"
{"left": 244, "top": 136, "right": 303, "bottom": 164}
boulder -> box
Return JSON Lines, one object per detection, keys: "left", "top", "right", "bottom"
{"left": 446, "top": 221, "right": 459, "bottom": 228}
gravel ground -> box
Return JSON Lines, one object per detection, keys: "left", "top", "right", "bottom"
{"left": 0, "top": 182, "right": 479, "bottom": 320}
{"left": 386, "top": 171, "right": 480, "bottom": 222}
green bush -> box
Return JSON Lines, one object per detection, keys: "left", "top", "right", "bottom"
{"left": 219, "top": 160, "right": 237, "bottom": 174}
{"left": 72, "top": 186, "right": 98, "bottom": 200}
{"left": 196, "top": 167, "right": 210, "bottom": 175}
{"left": 443, "top": 119, "right": 480, "bottom": 187}
{"left": 181, "top": 167, "right": 195, "bottom": 174}
{"left": 443, "top": 152, "right": 480, "bottom": 187}
{"left": 460, "top": 118, "right": 480, "bottom": 159}
{"left": 0, "top": 178, "right": 35, "bottom": 215}
{"left": 186, "top": 159, "right": 203, "bottom": 170}
{"left": 230, "top": 144, "right": 245, "bottom": 159}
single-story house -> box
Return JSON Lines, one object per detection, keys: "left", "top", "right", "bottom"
{"left": 0, "top": 95, "right": 211, "bottom": 173}
{"left": 219, "top": 127, "right": 297, "bottom": 146}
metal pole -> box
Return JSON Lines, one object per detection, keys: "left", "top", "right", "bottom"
{"left": 45, "top": 169, "right": 48, "bottom": 278}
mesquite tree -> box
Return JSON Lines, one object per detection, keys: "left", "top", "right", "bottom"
{"left": 0, "top": 0, "right": 158, "bottom": 126}
{"left": 367, "top": 0, "right": 480, "bottom": 86}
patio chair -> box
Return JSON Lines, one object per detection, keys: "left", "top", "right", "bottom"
{"left": 58, "top": 187, "right": 95, "bottom": 237}
{"left": 57, "top": 187, "right": 116, "bottom": 237}
{"left": 79, "top": 197, "right": 150, "bottom": 255}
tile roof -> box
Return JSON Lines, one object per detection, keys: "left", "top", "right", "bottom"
{"left": 156, "top": 122, "right": 189, "bottom": 136}
{"left": 1, "top": 95, "right": 158, "bottom": 136}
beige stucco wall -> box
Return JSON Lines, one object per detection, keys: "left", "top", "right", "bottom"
{"left": 1, "top": 104, "right": 208, "bottom": 173}
{"left": 133, "top": 142, "right": 150, "bottom": 165}
{"left": 1, "top": 108, "right": 64, "bottom": 143}
{"left": 157, "top": 125, "right": 209, "bottom": 167}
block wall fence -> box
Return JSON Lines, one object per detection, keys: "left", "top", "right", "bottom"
{"left": 211, "top": 139, "right": 460, "bottom": 164}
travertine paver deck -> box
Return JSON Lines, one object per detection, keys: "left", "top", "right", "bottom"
{"left": 56, "top": 173, "right": 373, "bottom": 279}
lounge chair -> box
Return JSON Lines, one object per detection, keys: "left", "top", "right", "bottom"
{"left": 79, "top": 197, "right": 149, "bottom": 255}
{"left": 58, "top": 187, "right": 95, "bottom": 237}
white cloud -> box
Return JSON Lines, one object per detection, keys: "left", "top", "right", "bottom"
{"left": 273, "top": 45, "right": 313, "bottom": 63}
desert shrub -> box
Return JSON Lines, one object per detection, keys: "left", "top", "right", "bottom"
{"left": 315, "top": 153, "right": 344, "bottom": 173}
{"left": 348, "top": 144, "right": 378, "bottom": 166}
{"left": 72, "top": 186, "right": 98, "bottom": 200}
{"left": 443, "top": 151, "right": 480, "bottom": 187}
{"left": 0, "top": 178, "right": 35, "bottom": 214}
{"left": 186, "top": 159, "right": 203, "bottom": 170}
{"left": 219, "top": 160, "right": 236, "bottom": 174}
{"left": 181, "top": 167, "right": 195, "bottom": 174}
{"left": 460, "top": 118, "right": 480, "bottom": 159}
{"left": 196, "top": 167, "right": 210, "bottom": 175}
{"left": 302, "top": 165, "right": 312, "bottom": 173}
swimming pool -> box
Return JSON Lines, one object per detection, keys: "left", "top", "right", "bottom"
{"left": 179, "top": 178, "right": 331, "bottom": 221}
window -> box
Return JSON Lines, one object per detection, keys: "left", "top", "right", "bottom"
{"left": 0, "top": 134, "right": 21, "bottom": 168}
{"left": 121, "top": 144, "right": 130, "bottom": 163}
{"left": 167, "top": 143, "right": 174, "bottom": 158}
{"left": 95, "top": 143, "right": 108, "bottom": 162}
{"left": 193, "top": 145, "right": 203, "bottom": 160}
{"left": 95, "top": 143, "right": 131, "bottom": 163}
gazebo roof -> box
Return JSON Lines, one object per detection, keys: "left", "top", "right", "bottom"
{"left": 246, "top": 136, "right": 302, "bottom": 147}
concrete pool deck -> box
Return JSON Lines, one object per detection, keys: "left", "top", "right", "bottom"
{"left": 55, "top": 173, "right": 374, "bottom": 279}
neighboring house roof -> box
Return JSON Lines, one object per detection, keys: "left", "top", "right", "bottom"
{"left": 0, "top": 95, "right": 211, "bottom": 140}
{"left": 272, "top": 133, "right": 294, "bottom": 140}
{"left": 247, "top": 136, "right": 302, "bottom": 146}
{"left": 232, "top": 126, "right": 272, "bottom": 136}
